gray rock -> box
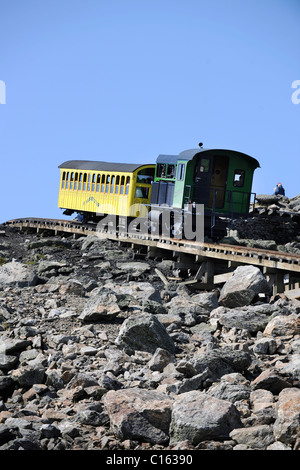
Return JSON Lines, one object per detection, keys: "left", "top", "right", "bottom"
{"left": 11, "top": 362, "right": 45, "bottom": 388}
{"left": 252, "top": 369, "right": 293, "bottom": 394}
{"left": 273, "top": 388, "right": 300, "bottom": 445}
{"left": 230, "top": 424, "right": 275, "bottom": 449}
{"left": 276, "top": 354, "right": 300, "bottom": 381}
{"left": 147, "top": 348, "right": 174, "bottom": 372}
{"left": 0, "top": 261, "right": 38, "bottom": 288}
{"left": 104, "top": 388, "right": 173, "bottom": 444}
{"left": 219, "top": 265, "right": 270, "bottom": 308}
{"left": 58, "top": 279, "right": 86, "bottom": 296}
{"left": 169, "top": 390, "right": 242, "bottom": 445}
{"left": 207, "top": 373, "right": 251, "bottom": 404}
{"left": 116, "top": 261, "right": 150, "bottom": 276}
{"left": 190, "top": 292, "right": 219, "bottom": 311}
{"left": 255, "top": 194, "right": 280, "bottom": 205}
{"left": 115, "top": 313, "right": 175, "bottom": 355}
{"left": 191, "top": 349, "right": 252, "bottom": 383}
{"left": 263, "top": 314, "right": 300, "bottom": 338}
{"left": 0, "top": 354, "right": 18, "bottom": 371}
{"left": 210, "top": 305, "right": 270, "bottom": 333}
{"left": 1, "top": 338, "right": 32, "bottom": 355}
{"left": 37, "top": 260, "right": 69, "bottom": 278}
{"left": 79, "top": 293, "right": 121, "bottom": 322}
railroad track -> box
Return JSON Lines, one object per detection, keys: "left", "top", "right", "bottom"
{"left": 4, "top": 217, "right": 300, "bottom": 274}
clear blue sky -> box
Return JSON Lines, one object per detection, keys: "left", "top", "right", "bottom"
{"left": 0, "top": 0, "right": 299, "bottom": 223}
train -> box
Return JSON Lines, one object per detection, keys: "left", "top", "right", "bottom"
{"left": 57, "top": 144, "right": 260, "bottom": 240}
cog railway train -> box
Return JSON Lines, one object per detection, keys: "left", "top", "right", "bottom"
{"left": 57, "top": 144, "right": 260, "bottom": 239}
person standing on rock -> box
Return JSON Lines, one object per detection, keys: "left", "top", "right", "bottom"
{"left": 273, "top": 183, "right": 285, "bottom": 196}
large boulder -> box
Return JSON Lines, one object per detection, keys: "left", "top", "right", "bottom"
{"left": 79, "top": 292, "right": 121, "bottom": 322}
{"left": 263, "top": 314, "right": 300, "bottom": 338}
{"left": 210, "top": 305, "right": 271, "bottom": 333}
{"left": 115, "top": 313, "right": 175, "bottom": 355}
{"left": 191, "top": 348, "right": 252, "bottom": 383}
{"left": 273, "top": 388, "right": 300, "bottom": 446}
{"left": 0, "top": 261, "right": 38, "bottom": 288}
{"left": 219, "top": 265, "right": 270, "bottom": 308}
{"left": 169, "top": 390, "right": 242, "bottom": 445}
{"left": 104, "top": 388, "right": 173, "bottom": 444}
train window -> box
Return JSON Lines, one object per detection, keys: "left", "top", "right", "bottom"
{"left": 91, "top": 173, "right": 95, "bottom": 191}
{"left": 62, "top": 172, "right": 66, "bottom": 189}
{"left": 110, "top": 175, "right": 115, "bottom": 193}
{"left": 105, "top": 175, "right": 110, "bottom": 193}
{"left": 87, "top": 174, "right": 92, "bottom": 191}
{"left": 70, "top": 172, "right": 75, "bottom": 190}
{"left": 74, "top": 173, "right": 78, "bottom": 190}
{"left": 96, "top": 174, "right": 101, "bottom": 192}
{"left": 135, "top": 186, "right": 149, "bottom": 198}
{"left": 177, "top": 164, "right": 185, "bottom": 181}
{"left": 125, "top": 176, "right": 130, "bottom": 195}
{"left": 66, "top": 172, "right": 70, "bottom": 189}
{"left": 199, "top": 158, "right": 210, "bottom": 172}
{"left": 157, "top": 164, "right": 166, "bottom": 178}
{"left": 83, "top": 173, "right": 87, "bottom": 191}
{"left": 167, "top": 164, "right": 176, "bottom": 179}
{"left": 120, "top": 176, "right": 125, "bottom": 194}
{"left": 101, "top": 174, "right": 105, "bottom": 192}
{"left": 233, "top": 170, "right": 245, "bottom": 187}
{"left": 115, "top": 175, "right": 120, "bottom": 194}
{"left": 137, "top": 167, "right": 155, "bottom": 183}
{"left": 79, "top": 173, "right": 83, "bottom": 190}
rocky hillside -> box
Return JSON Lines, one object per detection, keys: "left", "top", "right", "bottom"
{"left": 0, "top": 224, "right": 299, "bottom": 451}
{"left": 228, "top": 193, "right": 300, "bottom": 248}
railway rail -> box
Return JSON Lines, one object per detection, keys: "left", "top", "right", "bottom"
{"left": 5, "top": 217, "right": 300, "bottom": 272}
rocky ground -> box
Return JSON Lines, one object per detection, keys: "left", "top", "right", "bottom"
{"left": 228, "top": 193, "right": 300, "bottom": 248}
{"left": 0, "top": 220, "right": 299, "bottom": 451}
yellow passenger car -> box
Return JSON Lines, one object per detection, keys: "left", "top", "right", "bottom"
{"left": 57, "top": 160, "right": 155, "bottom": 222}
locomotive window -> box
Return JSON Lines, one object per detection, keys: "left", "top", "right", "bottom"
{"left": 62, "top": 172, "right": 66, "bottom": 189}
{"left": 79, "top": 173, "right": 83, "bottom": 190}
{"left": 167, "top": 164, "right": 175, "bottom": 178}
{"left": 157, "top": 164, "right": 166, "bottom": 178}
{"left": 200, "top": 158, "right": 210, "bottom": 172}
{"left": 177, "top": 164, "right": 185, "bottom": 181}
{"left": 66, "top": 172, "right": 70, "bottom": 189}
{"left": 110, "top": 175, "right": 115, "bottom": 193}
{"left": 233, "top": 170, "right": 245, "bottom": 187}
{"left": 125, "top": 176, "right": 130, "bottom": 195}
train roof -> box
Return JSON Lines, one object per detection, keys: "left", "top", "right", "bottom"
{"left": 58, "top": 160, "right": 154, "bottom": 173}
{"left": 157, "top": 148, "right": 260, "bottom": 168}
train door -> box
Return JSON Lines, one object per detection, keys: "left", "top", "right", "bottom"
{"left": 193, "top": 154, "right": 212, "bottom": 205}
{"left": 208, "top": 155, "right": 229, "bottom": 208}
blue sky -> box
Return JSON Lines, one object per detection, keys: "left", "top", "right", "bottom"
{"left": 0, "top": 0, "right": 299, "bottom": 223}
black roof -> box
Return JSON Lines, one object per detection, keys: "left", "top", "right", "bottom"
{"left": 157, "top": 148, "right": 260, "bottom": 168}
{"left": 58, "top": 160, "right": 153, "bottom": 173}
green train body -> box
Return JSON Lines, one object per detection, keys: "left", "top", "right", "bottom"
{"left": 150, "top": 146, "right": 260, "bottom": 237}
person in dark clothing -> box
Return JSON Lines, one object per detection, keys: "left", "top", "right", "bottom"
{"left": 273, "top": 183, "right": 285, "bottom": 196}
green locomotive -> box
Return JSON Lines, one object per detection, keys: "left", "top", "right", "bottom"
{"left": 149, "top": 144, "right": 260, "bottom": 238}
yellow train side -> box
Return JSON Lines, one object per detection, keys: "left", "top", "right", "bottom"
{"left": 57, "top": 162, "right": 155, "bottom": 219}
